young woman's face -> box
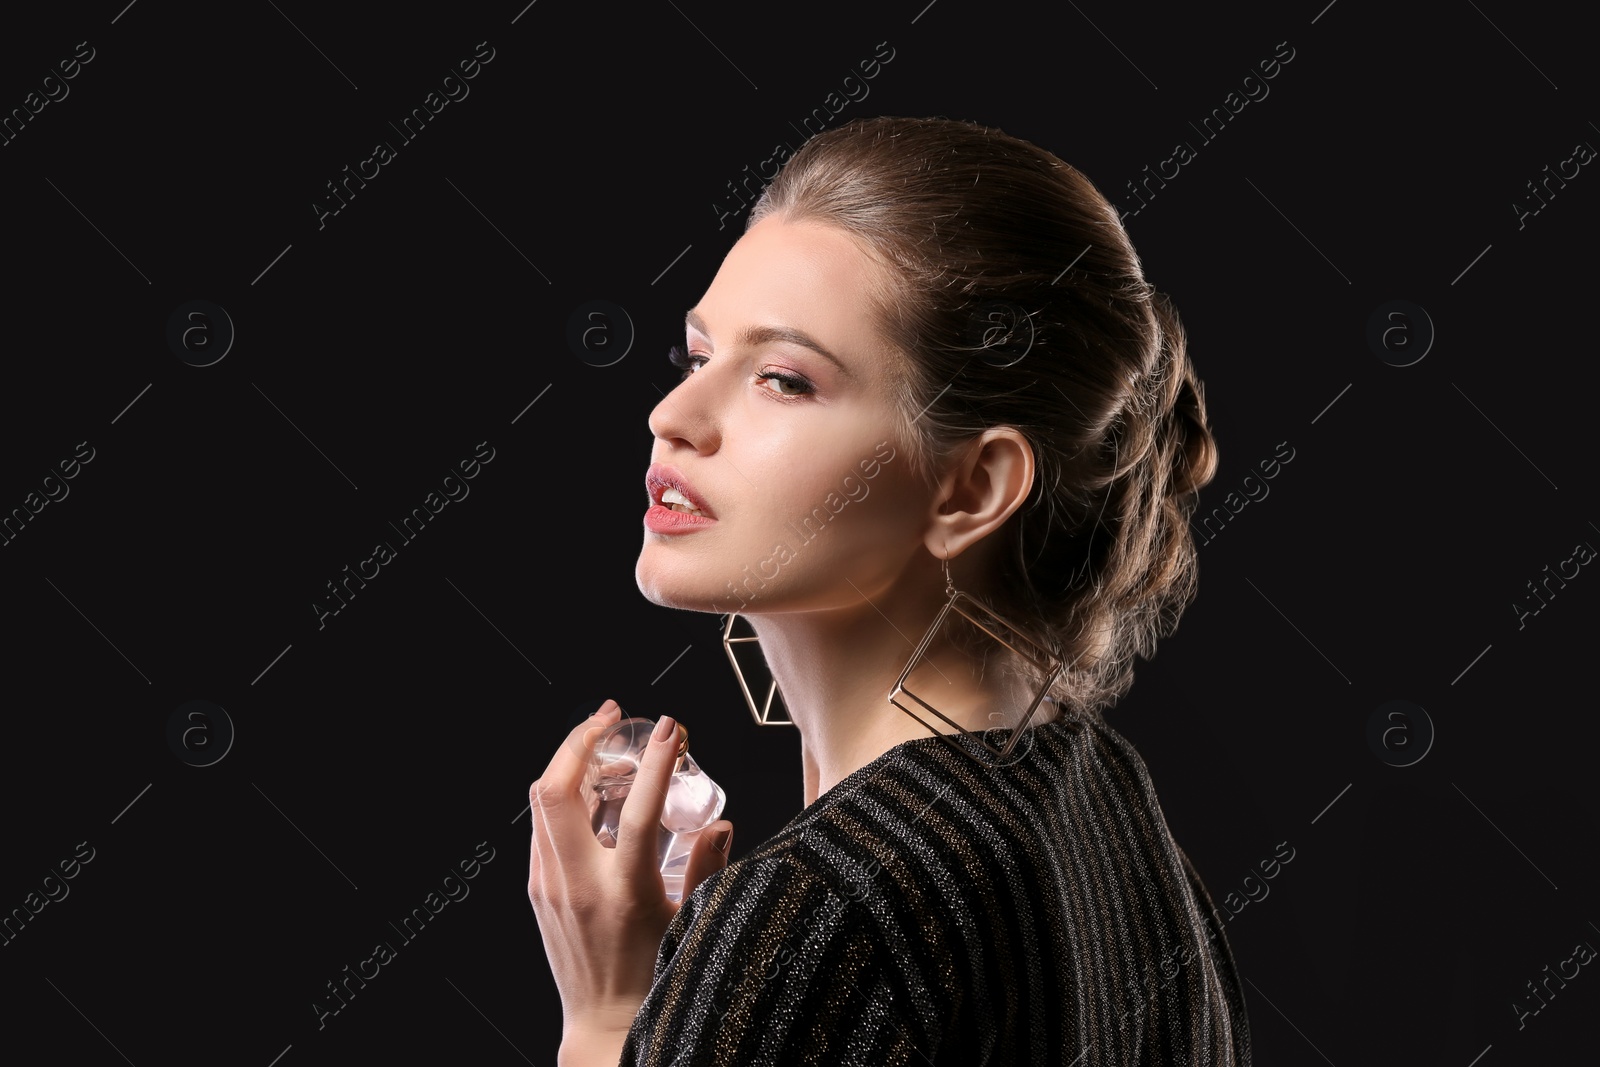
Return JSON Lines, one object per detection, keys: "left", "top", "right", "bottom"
{"left": 637, "top": 214, "right": 932, "bottom": 616}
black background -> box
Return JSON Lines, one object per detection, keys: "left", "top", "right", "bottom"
{"left": 1, "top": 1, "right": 1595, "bottom": 1064}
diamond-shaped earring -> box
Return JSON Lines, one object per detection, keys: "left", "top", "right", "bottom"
{"left": 721, "top": 611, "right": 794, "bottom": 726}
{"left": 889, "top": 554, "right": 1066, "bottom": 763}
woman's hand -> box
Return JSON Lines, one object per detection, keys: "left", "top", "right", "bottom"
{"left": 529, "top": 699, "right": 734, "bottom": 1044}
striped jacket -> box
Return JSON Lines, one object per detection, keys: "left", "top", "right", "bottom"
{"left": 620, "top": 713, "right": 1251, "bottom": 1065}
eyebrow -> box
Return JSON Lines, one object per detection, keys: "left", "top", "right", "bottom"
{"left": 684, "top": 308, "right": 852, "bottom": 378}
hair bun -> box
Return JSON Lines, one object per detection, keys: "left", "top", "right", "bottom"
{"left": 1148, "top": 295, "right": 1217, "bottom": 504}
{"left": 1168, "top": 374, "right": 1217, "bottom": 501}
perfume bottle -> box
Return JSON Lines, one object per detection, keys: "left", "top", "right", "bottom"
{"left": 586, "top": 716, "right": 727, "bottom": 903}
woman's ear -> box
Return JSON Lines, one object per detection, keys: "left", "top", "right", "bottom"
{"left": 922, "top": 428, "right": 1035, "bottom": 560}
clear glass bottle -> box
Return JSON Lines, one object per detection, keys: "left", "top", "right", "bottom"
{"left": 586, "top": 716, "right": 727, "bottom": 902}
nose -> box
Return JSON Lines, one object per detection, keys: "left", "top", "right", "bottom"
{"left": 647, "top": 368, "right": 719, "bottom": 451}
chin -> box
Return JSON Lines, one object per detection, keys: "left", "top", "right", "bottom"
{"left": 635, "top": 559, "right": 715, "bottom": 613}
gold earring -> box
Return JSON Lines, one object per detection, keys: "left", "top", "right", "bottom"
{"left": 889, "top": 554, "right": 1066, "bottom": 763}
{"left": 722, "top": 612, "right": 795, "bottom": 726}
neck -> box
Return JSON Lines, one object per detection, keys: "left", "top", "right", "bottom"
{"left": 748, "top": 584, "right": 1053, "bottom": 807}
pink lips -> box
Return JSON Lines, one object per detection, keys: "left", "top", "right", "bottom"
{"left": 644, "top": 463, "right": 716, "bottom": 534}
{"left": 645, "top": 463, "right": 714, "bottom": 518}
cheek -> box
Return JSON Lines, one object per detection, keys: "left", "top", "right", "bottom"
{"left": 781, "top": 465, "right": 921, "bottom": 560}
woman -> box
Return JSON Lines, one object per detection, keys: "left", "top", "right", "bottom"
{"left": 530, "top": 115, "right": 1251, "bottom": 1066}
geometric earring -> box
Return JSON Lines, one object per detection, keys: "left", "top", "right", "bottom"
{"left": 721, "top": 611, "right": 794, "bottom": 726}
{"left": 888, "top": 555, "right": 1065, "bottom": 763}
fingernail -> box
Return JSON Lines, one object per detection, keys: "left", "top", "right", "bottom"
{"left": 711, "top": 825, "right": 732, "bottom": 854}
{"left": 653, "top": 715, "right": 676, "bottom": 743}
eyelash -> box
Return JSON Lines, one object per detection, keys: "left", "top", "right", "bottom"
{"left": 666, "top": 344, "right": 815, "bottom": 399}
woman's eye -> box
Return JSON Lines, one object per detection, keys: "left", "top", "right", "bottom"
{"left": 666, "top": 344, "right": 705, "bottom": 380}
{"left": 756, "top": 371, "right": 814, "bottom": 398}
{"left": 667, "top": 345, "right": 814, "bottom": 398}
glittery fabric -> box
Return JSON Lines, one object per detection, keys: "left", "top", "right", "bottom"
{"left": 618, "top": 714, "right": 1252, "bottom": 1065}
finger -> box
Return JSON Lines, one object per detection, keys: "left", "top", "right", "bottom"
{"left": 680, "top": 820, "right": 733, "bottom": 901}
{"left": 529, "top": 718, "right": 613, "bottom": 859}
{"left": 528, "top": 771, "right": 577, "bottom": 884}
{"left": 528, "top": 701, "right": 624, "bottom": 890}
{"left": 535, "top": 699, "right": 624, "bottom": 802}
{"left": 527, "top": 725, "right": 618, "bottom": 902}
{"left": 616, "top": 715, "right": 682, "bottom": 880}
